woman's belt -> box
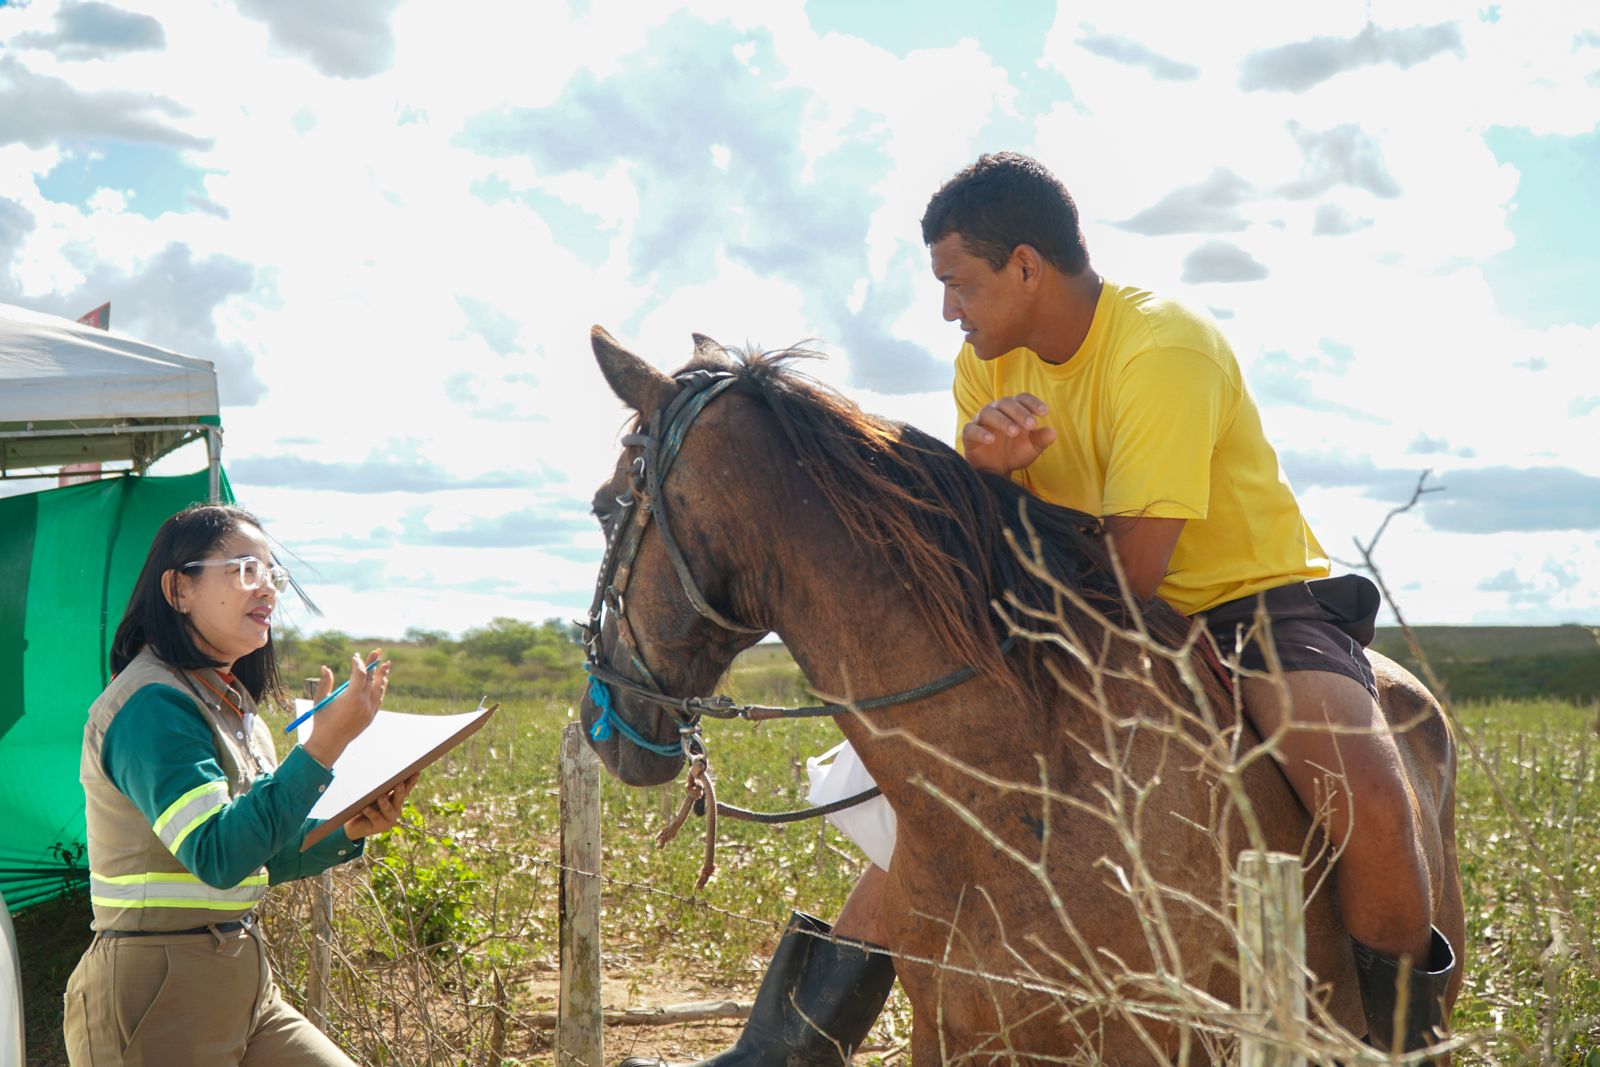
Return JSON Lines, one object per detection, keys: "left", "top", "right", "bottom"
{"left": 96, "top": 911, "right": 257, "bottom": 938}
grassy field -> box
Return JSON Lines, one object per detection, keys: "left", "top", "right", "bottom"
{"left": 17, "top": 645, "right": 1600, "bottom": 1065}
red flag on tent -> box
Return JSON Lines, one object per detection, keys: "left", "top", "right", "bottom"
{"left": 76, "top": 302, "right": 110, "bottom": 330}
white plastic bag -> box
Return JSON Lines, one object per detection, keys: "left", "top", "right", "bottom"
{"left": 805, "top": 741, "right": 896, "bottom": 871}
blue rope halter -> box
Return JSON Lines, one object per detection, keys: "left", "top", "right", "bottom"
{"left": 586, "top": 674, "right": 684, "bottom": 757}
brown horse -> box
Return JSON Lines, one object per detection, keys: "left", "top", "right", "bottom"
{"left": 578, "top": 327, "right": 1464, "bottom": 1064}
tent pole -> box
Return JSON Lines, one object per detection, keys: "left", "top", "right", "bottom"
{"left": 206, "top": 426, "right": 222, "bottom": 503}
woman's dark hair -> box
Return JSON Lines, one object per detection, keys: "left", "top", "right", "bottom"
{"left": 111, "top": 503, "right": 283, "bottom": 704}
{"left": 920, "top": 151, "right": 1091, "bottom": 276}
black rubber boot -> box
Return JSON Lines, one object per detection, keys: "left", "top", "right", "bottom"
{"left": 618, "top": 911, "right": 896, "bottom": 1067}
{"left": 1353, "top": 926, "right": 1456, "bottom": 1062}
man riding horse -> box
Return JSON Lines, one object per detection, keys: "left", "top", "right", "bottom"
{"left": 622, "top": 152, "right": 1456, "bottom": 1066}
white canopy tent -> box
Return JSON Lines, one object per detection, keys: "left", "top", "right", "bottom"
{"left": 0, "top": 301, "right": 223, "bottom": 499}
{"left": 0, "top": 891, "right": 20, "bottom": 1067}
{"left": 0, "top": 304, "right": 227, "bottom": 1057}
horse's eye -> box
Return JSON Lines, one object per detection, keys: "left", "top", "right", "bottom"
{"left": 591, "top": 506, "right": 611, "bottom": 527}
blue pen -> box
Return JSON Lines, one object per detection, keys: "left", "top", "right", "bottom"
{"left": 284, "top": 659, "right": 383, "bottom": 734}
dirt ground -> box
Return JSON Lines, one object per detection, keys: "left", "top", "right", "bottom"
{"left": 516, "top": 968, "right": 902, "bottom": 1063}
{"left": 517, "top": 967, "right": 753, "bottom": 1062}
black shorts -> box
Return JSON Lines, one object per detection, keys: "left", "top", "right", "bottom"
{"left": 1198, "top": 575, "right": 1380, "bottom": 701}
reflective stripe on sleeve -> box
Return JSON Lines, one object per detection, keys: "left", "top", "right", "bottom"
{"left": 90, "top": 870, "right": 268, "bottom": 911}
{"left": 151, "top": 780, "right": 229, "bottom": 853}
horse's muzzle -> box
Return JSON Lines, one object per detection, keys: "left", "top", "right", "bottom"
{"left": 578, "top": 690, "right": 685, "bottom": 787}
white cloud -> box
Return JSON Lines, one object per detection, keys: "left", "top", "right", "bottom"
{"left": 14, "top": 2, "right": 168, "bottom": 62}
{"left": 234, "top": 0, "right": 402, "bottom": 80}
{"left": 1, "top": 0, "right": 1594, "bottom": 634}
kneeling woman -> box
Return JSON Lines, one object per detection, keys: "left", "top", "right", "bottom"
{"left": 64, "top": 504, "right": 415, "bottom": 1066}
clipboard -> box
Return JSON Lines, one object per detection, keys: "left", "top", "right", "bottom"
{"left": 298, "top": 702, "right": 499, "bottom": 852}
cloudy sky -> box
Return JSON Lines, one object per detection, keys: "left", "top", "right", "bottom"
{"left": 2, "top": 0, "right": 1596, "bottom": 637}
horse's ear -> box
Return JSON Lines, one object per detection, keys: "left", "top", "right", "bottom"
{"left": 592, "top": 326, "right": 674, "bottom": 413}
{"left": 691, "top": 332, "right": 725, "bottom": 365}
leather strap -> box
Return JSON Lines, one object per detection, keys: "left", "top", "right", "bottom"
{"left": 97, "top": 911, "right": 257, "bottom": 938}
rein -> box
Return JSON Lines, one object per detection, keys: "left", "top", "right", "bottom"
{"left": 585, "top": 633, "right": 1016, "bottom": 726}
{"left": 580, "top": 369, "right": 1010, "bottom": 886}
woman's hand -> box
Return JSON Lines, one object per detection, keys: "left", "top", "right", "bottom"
{"left": 343, "top": 772, "right": 419, "bottom": 841}
{"left": 300, "top": 650, "right": 391, "bottom": 769}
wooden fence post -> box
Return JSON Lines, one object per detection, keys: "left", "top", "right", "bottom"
{"left": 1236, "top": 850, "right": 1308, "bottom": 1067}
{"left": 558, "top": 722, "right": 603, "bottom": 1066}
{"left": 302, "top": 678, "right": 334, "bottom": 1032}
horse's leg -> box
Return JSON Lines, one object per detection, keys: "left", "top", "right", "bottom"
{"left": 910, "top": 1002, "right": 941, "bottom": 1065}
{"left": 1436, "top": 800, "right": 1465, "bottom": 1010}
{"left": 1430, "top": 791, "right": 1466, "bottom": 1067}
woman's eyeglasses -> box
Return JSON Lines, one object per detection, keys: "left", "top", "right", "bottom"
{"left": 182, "top": 555, "right": 291, "bottom": 593}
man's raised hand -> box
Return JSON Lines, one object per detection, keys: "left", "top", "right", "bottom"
{"left": 961, "top": 393, "right": 1056, "bottom": 476}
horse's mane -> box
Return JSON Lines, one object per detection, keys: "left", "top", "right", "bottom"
{"left": 712, "top": 347, "right": 1198, "bottom": 696}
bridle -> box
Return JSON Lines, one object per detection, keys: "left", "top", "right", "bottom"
{"left": 581, "top": 367, "right": 1013, "bottom": 746}
{"left": 580, "top": 367, "right": 1011, "bottom": 886}
{"left": 581, "top": 370, "right": 762, "bottom": 761}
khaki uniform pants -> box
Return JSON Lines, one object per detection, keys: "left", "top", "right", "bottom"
{"left": 63, "top": 925, "right": 353, "bottom": 1067}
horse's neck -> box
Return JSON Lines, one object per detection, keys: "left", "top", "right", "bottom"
{"left": 765, "top": 541, "right": 1017, "bottom": 793}
{"left": 742, "top": 453, "right": 1030, "bottom": 801}
{"left": 764, "top": 526, "right": 950, "bottom": 707}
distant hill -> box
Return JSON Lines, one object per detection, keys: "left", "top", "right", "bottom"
{"left": 1369, "top": 625, "right": 1599, "bottom": 704}
{"left": 1370, "top": 625, "right": 1598, "bottom": 663}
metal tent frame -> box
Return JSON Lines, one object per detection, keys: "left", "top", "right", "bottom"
{"left": 0, "top": 302, "right": 223, "bottom": 501}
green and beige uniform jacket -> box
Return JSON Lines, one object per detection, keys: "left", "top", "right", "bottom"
{"left": 81, "top": 646, "right": 361, "bottom": 932}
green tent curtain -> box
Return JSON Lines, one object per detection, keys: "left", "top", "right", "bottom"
{"left": 0, "top": 469, "right": 232, "bottom": 911}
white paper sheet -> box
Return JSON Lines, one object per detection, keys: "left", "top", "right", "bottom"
{"left": 295, "top": 703, "right": 489, "bottom": 820}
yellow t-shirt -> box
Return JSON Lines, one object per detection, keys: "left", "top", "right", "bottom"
{"left": 953, "top": 281, "right": 1328, "bottom": 615}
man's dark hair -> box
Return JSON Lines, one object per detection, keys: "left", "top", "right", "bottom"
{"left": 111, "top": 503, "right": 283, "bottom": 703}
{"left": 921, "top": 152, "right": 1090, "bottom": 276}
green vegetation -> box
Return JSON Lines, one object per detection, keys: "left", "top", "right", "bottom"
{"left": 368, "top": 803, "right": 490, "bottom": 960}
{"left": 1448, "top": 701, "right": 1600, "bottom": 1063}
{"left": 274, "top": 617, "right": 586, "bottom": 704}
